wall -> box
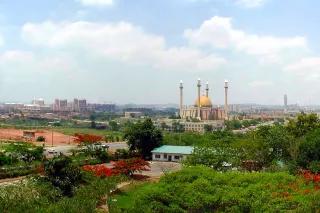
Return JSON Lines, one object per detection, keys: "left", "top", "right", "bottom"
{"left": 152, "top": 153, "right": 189, "bottom": 162}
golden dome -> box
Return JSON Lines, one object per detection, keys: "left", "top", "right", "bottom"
{"left": 194, "top": 96, "right": 212, "bottom": 107}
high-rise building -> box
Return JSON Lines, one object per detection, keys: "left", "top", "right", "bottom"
{"left": 284, "top": 94, "right": 288, "bottom": 111}
{"left": 73, "top": 98, "right": 87, "bottom": 112}
{"left": 54, "top": 99, "right": 68, "bottom": 111}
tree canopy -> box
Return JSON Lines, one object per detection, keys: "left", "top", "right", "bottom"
{"left": 123, "top": 118, "right": 163, "bottom": 159}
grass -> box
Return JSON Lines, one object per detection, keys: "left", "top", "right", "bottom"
{"left": 109, "top": 181, "right": 151, "bottom": 212}
{"left": 53, "top": 127, "right": 123, "bottom": 138}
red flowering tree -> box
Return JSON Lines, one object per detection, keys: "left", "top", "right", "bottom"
{"left": 300, "top": 169, "right": 320, "bottom": 191}
{"left": 82, "top": 164, "right": 113, "bottom": 177}
{"left": 74, "top": 133, "right": 103, "bottom": 144}
{"left": 112, "top": 158, "right": 150, "bottom": 177}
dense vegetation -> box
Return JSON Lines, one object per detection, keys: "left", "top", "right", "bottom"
{"left": 163, "top": 113, "right": 320, "bottom": 173}
{"left": 111, "top": 166, "right": 320, "bottom": 212}
{"left": 124, "top": 118, "right": 163, "bottom": 159}
{"left": 0, "top": 174, "right": 120, "bottom": 213}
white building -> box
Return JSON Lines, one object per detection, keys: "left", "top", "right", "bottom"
{"left": 151, "top": 145, "right": 193, "bottom": 162}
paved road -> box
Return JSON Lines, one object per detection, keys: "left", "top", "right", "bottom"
{"left": 44, "top": 142, "right": 128, "bottom": 156}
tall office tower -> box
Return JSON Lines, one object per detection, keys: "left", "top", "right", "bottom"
{"left": 224, "top": 80, "right": 229, "bottom": 120}
{"left": 284, "top": 94, "right": 288, "bottom": 111}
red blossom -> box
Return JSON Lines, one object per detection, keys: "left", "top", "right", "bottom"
{"left": 82, "top": 164, "right": 113, "bottom": 177}
{"left": 112, "top": 158, "right": 150, "bottom": 177}
{"left": 74, "top": 133, "right": 103, "bottom": 144}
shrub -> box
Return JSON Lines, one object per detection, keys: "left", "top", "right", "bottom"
{"left": 82, "top": 164, "right": 113, "bottom": 177}
{"left": 122, "top": 167, "right": 320, "bottom": 212}
{"left": 112, "top": 158, "right": 150, "bottom": 177}
{"left": 36, "top": 136, "right": 46, "bottom": 142}
{"left": 44, "top": 156, "right": 82, "bottom": 196}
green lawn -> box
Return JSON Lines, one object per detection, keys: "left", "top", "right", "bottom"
{"left": 53, "top": 127, "right": 123, "bottom": 138}
{"left": 109, "top": 181, "right": 151, "bottom": 212}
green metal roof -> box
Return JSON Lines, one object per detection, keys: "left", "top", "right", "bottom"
{"left": 151, "top": 145, "right": 193, "bottom": 155}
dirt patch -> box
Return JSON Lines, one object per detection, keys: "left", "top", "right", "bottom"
{"left": 0, "top": 128, "right": 77, "bottom": 146}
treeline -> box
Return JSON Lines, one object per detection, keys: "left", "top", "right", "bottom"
{"left": 164, "top": 113, "right": 320, "bottom": 173}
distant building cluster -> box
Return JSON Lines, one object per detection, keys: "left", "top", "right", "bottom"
{"left": 0, "top": 98, "right": 116, "bottom": 113}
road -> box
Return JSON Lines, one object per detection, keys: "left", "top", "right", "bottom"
{"left": 44, "top": 142, "right": 128, "bottom": 156}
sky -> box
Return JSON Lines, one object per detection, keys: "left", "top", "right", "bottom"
{"left": 0, "top": 0, "right": 320, "bottom": 105}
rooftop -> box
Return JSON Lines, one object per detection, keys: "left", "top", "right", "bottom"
{"left": 151, "top": 145, "right": 194, "bottom": 155}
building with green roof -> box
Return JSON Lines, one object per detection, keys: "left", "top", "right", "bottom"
{"left": 151, "top": 145, "right": 194, "bottom": 162}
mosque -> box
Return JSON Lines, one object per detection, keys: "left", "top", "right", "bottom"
{"left": 179, "top": 79, "right": 229, "bottom": 121}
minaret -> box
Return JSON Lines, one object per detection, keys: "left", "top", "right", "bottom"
{"left": 179, "top": 80, "right": 183, "bottom": 118}
{"left": 197, "top": 78, "right": 201, "bottom": 120}
{"left": 224, "top": 80, "right": 229, "bottom": 120}
{"left": 205, "top": 81, "right": 209, "bottom": 97}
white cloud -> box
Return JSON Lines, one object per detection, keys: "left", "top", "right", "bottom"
{"left": 0, "top": 50, "right": 33, "bottom": 62}
{"left": 235, "top": 0, "right": 266, "bottom": 8}
{"left": 248, "top": 80, "right": 273, "bottom": 88}
{"left": 0, "top": 34, "right": 4, "bottom": 46}
{"left": 76, "top": 0, "right": 113, "bottom": 7}
{"left": 184, "top": 16, "right": 307, "bottom": 63}
{"left": 21, "top": 21, "right": 226, "bottom": 72}
{"left": 284, "top": 57, "right": 320, "bottom": 80}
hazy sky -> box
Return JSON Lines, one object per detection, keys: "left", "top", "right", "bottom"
{"left": 0, "top": 0, "right": 319, "bottom": 105}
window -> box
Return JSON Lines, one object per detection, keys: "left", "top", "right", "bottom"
{"left": 155, "top": 154, "right": 161, "bottom": 159}
{"left": 174, "top": 155, "right": 180, "bottom": 160}
{"left": 164, "top": 154, "right": 167, "bottom": 158}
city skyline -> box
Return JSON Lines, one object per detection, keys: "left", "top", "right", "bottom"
{"left": 1, "top": 0, "right": 320, "bottom": 105}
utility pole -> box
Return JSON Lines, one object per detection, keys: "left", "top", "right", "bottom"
{"left": 51, "top": 128, "right": 54, "bottom": 147}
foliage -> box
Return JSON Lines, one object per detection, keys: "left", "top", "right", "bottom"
{"left": 82, "top": 164, "right": 113, "bottom": 177}
{"left": 109, "top": 120, "right": 120, "bottom": 131}
{"left": 112, "top": 158, "right": 150, "bottom": 177}
{"left": 297, "top": 129, "right": 320, "bottom": 169}
{"left": 287, "top": 113, "right": 320, "bottom": 138}
{"left": 113, "top": 167, "right": 320, "bottom": 212}
{"left": 74, "top": 133, "right": 103, "bottom": 144}
{"left": 225, "top": 119, "right": 260, "bottom": 130}
{"left": 124, "top": 118, "right": 163, "bottom": 159}
{"left": 114, "top": 148, "right": 130, "bottom": 160}
{"left": 203, "top": 124, "right": 213, "bottom": 132}
{"left": 0, "top": 174, "right": 121, "bottom": 213}
{"left": 185, "top": 141, "right": 240, "bottom": 170}
{"left": 36, "top": 136, "right": 46, "bottom": 142}
{"left": 44, "top": 156, "right": 82, "bottom": 196}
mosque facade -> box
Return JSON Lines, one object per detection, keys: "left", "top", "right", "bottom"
{"left": 179, "top": 79, "right": 228, "bottom": 121}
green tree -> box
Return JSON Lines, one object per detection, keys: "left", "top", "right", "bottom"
{"left": 109, "top": 120, "right": 119, "bottom": 131}
{"left": 297, "top": 129, "right": 320, "bottom": 169}
{"left": 287, "top": 113, "right": 320, "bottom": 137}
{"left": 204, "top": 124, "right": 213, "bottom": 133}
{"left": 124, "top": 118, "right": 163, "bottom": 159}
{"left": 89, "top": 113, "right": 96, "bottom": 129}
{"left": 44, "top": 156, "right": 82, "bottom": 196}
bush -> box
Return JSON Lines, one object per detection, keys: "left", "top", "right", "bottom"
{"left": 118, "top": 167, "right": 320, "bottom": 212}
{"left": 36, "top": 136, "right": 46, "bottom": 142}
{"left": 44, "top": 156, "right": 82, "bottom": 196}
{"left": 297, "top": 129, "right": 320, "bottom": 168}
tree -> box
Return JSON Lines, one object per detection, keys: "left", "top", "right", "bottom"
{"left": 225, "top": 119, "right": 242, "bottom": 130}
{"left": 255, "top": 125, "right": 292, "bottom": 162}
{"left": 204, "top": 124, "right": 213, "bottom": 133}
{"left": 287, "top": 113, "right": 320, "bottom": 138}
{"left": 90, "top": 113, "right": 97, "bottom": 129}
{"left": 44, "top": 156, "right": 82, "bottom": 196}
{"left": 112, "top": 158, "right": 150, "bottom": 177}
{"left": 124, "top": 118, "right": 163, "bottom": 159}
{"left": 298, "top": 129, "right": 320, "bottom": 169}
{"left": 36, "top": 136, "right": 46, "bottom": 142}
{"left": 109, "top": 120, "right": 119, "bottom": 131}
